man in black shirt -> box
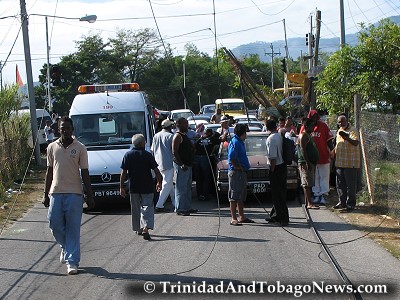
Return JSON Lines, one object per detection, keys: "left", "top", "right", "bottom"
{"left": 120, "top": 134, "right": 162, "bottom": 240}
{"left": 194, "top": 128, "right": 220, "bottom": 201}
{"left": 172, "top": 118, "right": 196, "bottom": 216}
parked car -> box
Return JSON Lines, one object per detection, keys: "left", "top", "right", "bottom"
{"left": 188, "top": 119, "right": 209, "bottom": 131}
{"left": 235, "top": 120, "right": 264, "bottom": 130}
{"left": 169, "top": 109, "right": 194, "bottom": 121}
{"left": 215, "top": 132, "right": 299, "bottom": 200}
{"left": 187, "top": 115, "right": 211, "bottom": 123}
{"left": 234, "top": 114, "right": 259, "bottom": 122}
{"left": 200, "top": 104, "right": 215, "bottom": 117}
{"left": 204, "top": 123, "right": 221, "bottom": 133}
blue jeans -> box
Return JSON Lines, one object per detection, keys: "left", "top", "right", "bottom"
{"left": 130, "top": 193, "right": 155, "bottom": 231}
{"left": 174, "top": 162, "right": 192, "bottom": 212}
{"left": 48, "top": 193, "right": 83, "bottom": 267}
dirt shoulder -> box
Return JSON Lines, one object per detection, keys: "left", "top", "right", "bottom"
{"left": 326, "top": 192, "right": 400, "bottom": 260}
{"left": 1, "top": 169, "right": 400, "bottom": 260}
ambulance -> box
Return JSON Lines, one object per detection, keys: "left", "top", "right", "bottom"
{"left": 69, "top": 83, "right": 156, "bottom": 201}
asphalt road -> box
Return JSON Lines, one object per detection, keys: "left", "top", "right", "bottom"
{"left": 1, "top": 193, "right": 399, "bottom": 300}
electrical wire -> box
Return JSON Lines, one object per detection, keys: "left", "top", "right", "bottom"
{"left": 250, "top": 0, "right": 297, "bottom": 16}
{"left": 0, "top": 24, "right": 22, "bottom": 73}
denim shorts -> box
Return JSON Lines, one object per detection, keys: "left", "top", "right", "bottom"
{"left": 228, "top": 170, "right": 247, "bottom": 202}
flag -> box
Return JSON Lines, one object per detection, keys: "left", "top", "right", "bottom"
{"left": 16, "top": 65, "right": 24, "bottom": 87}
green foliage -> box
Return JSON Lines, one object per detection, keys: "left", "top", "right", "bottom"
{"left": 316, "top": 20, "right": 400, "bottom": 115}
{"left": 0, "top": 85, "right": 32, "bottom": 199}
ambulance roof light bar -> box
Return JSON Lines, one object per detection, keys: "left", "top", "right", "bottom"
{"left": 78, "top": 83, "right": 140, "bottom": 94}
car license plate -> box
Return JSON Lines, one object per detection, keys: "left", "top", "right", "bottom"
{"left": 250, "top": 183, "right": 266, "bottom": 193}
{"left": 94, "top": 190, "right": 120, "bottom": 197}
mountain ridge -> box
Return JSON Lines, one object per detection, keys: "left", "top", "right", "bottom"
{"left": 232, "top": 15, "right": 400, "bottom": 61}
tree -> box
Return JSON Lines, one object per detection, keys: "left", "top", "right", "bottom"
{"left": 316, "top": 19, "right": 400, "bottom": 114}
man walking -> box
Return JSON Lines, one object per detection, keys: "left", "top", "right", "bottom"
{"left": 227, "top": 124, "right": 254, "bottom": 226}
{"left": 172, "top": 118, "right": 196, "bottom": 216}
{"left": 332, "top": 115, "right": 360, "bottom": 211}
{"left": 43, "top": 116, "right": 94, "bottom": 275}
{"left": 44, "top": 120, "right": 54, "bottom": 145}
{"left": 120, "top": 134, "right": 162, "bottom": 240}
{"left": 265, "top": 119, "right": 289, "bottom": 225}
{"left": 152, "top": 119, "right": 175, "bottom": 212}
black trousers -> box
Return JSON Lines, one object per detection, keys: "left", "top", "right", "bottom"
{"left": 269, "top": 163, "right": 289, "bottom": 223}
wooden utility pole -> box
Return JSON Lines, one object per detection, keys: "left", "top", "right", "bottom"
{"left": 313, "top": 10, "right": 321, "bottom": 67}
{"left": 265, "top": 43, "right": 281, "bottom": 91}
{"left": 283, "top": 19, "right": 290, "bottom": 73}
{"left": 339, "top": 0, "right": 346, "bottom": 48}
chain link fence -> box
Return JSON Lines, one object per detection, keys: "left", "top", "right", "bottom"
{"left": 359, "top": 111, "right": 400, "bottom": 219}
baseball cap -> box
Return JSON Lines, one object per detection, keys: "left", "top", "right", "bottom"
{"left": 220, "top": 116, "right": 229, "bottom": 123}
{"left": 161, "top": 119, "right": 174, "bottom": 128}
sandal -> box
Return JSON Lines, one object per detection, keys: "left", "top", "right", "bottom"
{"left": 230, "top": 220, "right": 242, "bottom": 226}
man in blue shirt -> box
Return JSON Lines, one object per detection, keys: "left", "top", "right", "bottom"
{"left": 227, "top": 124, "right": 254, "bottom": 226}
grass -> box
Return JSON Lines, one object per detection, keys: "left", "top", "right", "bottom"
{"left": 0, "top": 166, "right": 46, "bottom": 232}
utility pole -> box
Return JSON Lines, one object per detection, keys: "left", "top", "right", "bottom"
{"left": 20, "top": 0, "right": 42, "bottom": 166}
{"left": 308, "top": 15, "right": 313, "bottom": 70}
{"left": 265, "top": 43, "right": 280, "bottom": 91}
{"left": 46, "top": 16, "right": 52, "bottom": 113}
{"left": 313, "top": 10, "right": 321, "bottom": 67}
{"left": 282, "top": 19, "right": 290, "bottom": 73}
{"left": 339, "top": 0, "right": 346, "bottom": 48}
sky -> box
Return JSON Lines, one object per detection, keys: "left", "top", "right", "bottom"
{"left": 0, "top": 0, "right": 399, "bottom": 85}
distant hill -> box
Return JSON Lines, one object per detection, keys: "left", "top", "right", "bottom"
{"left": 232, "top": 15, "right": 400, "bottom": 61}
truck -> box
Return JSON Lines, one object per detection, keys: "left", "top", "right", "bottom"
{"left": 69, "top": 83, "right": 156, "bottom": 202}
{"left": 215, "top": 98, "right": 246, "bottom": 116}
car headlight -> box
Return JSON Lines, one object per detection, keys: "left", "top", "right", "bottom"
{"left": 218, "top": 170, "right": 228, "bottom": 181}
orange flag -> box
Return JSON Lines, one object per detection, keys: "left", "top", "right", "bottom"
{"left": 16, "top": 65, "right": 24, "bottom": 87}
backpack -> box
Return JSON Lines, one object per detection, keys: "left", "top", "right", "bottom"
{"left": 281, "top": 133, "right": 296, "bottom": 165}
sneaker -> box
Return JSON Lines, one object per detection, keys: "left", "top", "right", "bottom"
{"left": 136, "top": 229, "right": 143, "bottom": 236}
{"left": 189, "top": 209, "right": 198, "bottom": 213}
{"left": 67, "top": 265, "right": 78, "bottom": 275}
{"left": 319, "top": 195, "right": 327, "bottom": 205}
{"left": 60, "top": 250, "right": 66, "bottom": 264}
{"left": 333, "top": 202, "right": 346, "bottom": 209}
{"left": 177, "top": 211, "right": 190, "bottom": 216}
{"left": 142, "top": 232, "right": 151, "bottom": 240}
{"left": 155, "top": 207, "right": 170, "bottom": 213}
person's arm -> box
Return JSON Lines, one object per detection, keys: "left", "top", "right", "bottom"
{"left": 42, "top": 166, "right": 53, "bottom": 207}
{"left": 172, "top": 133, "right": 187, "bottom": 171}
{"left": 120, "top": 169, "right": 127, "bottom": 198}
{"left": 299, "top": 133, "right": 311, "bottom": 170}
{"left": 153, "top": 167, "right": 163, "bottom": 192}
{"left": 343, "top": 130, "right": 360, "bottom": 146}
{"left": 81, "top": 169, "right": 94, "bottom": 209}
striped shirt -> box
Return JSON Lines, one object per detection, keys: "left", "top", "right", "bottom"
{"left": 334, "top": 125, "right": 360, "bottom": 168}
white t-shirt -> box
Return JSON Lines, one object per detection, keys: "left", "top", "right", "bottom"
{"left": 44, "top": 125, "right": 55, "bottom": 141}
{"left": 266, "top": 132, "right": 284, "bottom": 165}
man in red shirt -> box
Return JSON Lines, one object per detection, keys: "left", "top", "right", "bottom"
{"left": 300, "top": 110, "right": 334, "bottom": 205}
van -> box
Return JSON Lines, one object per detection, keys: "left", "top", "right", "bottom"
{"left": 215, "top": 98, "right": 246, "bottom": 116}
{"left": 18, "top": 108, "right": 52, "bottom": 150}
{"left": 69, "top": 83, "right": 156, "bottom": 201}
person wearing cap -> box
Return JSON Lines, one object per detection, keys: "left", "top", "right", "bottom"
{"left": 217, "top": 115, "right": 231, "bottom": 142}
{"left": 299, "top": 110, "right": 334, "bottom": 205}
{"left": 152, "top": 119, "right": 175, "bottom": 213}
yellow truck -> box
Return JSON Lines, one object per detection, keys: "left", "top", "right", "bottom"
{"left": 215, "top": 98, "right": 246, "bottom": 116}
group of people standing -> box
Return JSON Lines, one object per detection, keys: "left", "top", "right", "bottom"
{"left": 42, "top": 109, "right": 361, "bottom": 275}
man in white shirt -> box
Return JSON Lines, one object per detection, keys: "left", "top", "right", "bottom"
{"left": 152, "top": 119, "right": 175, "bottom": 212}
{"left": 44, "top": 120, "right": 55, "bottom": 144}
{"left": 265, "top": 119, "right": 289, "bottom": 225}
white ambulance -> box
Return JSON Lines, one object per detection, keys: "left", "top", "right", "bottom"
{"left": 69, "top": 83, "right": 156, "bottom": 201}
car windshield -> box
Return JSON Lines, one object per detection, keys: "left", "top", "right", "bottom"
{"left": 71, "top": 112, "right": 145, "bottom": 146}
{"left": 221, "top": 103, "right": 245, "bottom": 111}
{"left": 203, "top": 105, "right": 215, "bottom": 114}
{"left": 171, "top": 111, "right": 193, "bottom": 120}
{"left": 219, "top": 135, "right": 268, "bottom": 159}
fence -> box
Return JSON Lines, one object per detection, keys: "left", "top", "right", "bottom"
{"left": 358, "top": 111, "right": 400, "bottom": 219}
